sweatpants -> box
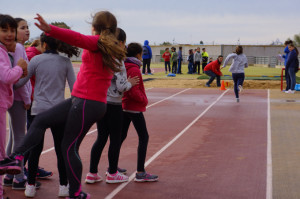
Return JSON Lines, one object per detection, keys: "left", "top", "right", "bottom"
{"left": 15, "top": 97, "right": 106, "bottom": 197}
{"left": 121, "top": 112, "right": 149, "bottom": 172}
{"left": 89, "top": 103, "right": 123, "bottom": 174}
{"left": 232, "top": 73, "right": 245, "bottom": 99}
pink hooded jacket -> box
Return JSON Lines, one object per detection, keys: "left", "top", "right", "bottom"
{"left": 0, "top": 43, "right": 23, "bottom": 109}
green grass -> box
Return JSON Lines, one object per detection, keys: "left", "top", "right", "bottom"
{"left": 148, "top": 63, "right": 300, "bottom": 81}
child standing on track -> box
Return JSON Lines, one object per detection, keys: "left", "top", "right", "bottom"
{"left": 0, "top": 14, "right": 28, "bottom": 199}
{"left": 0, "top": 11, "right": 126, "bottom": 199}
{"left": 86, "top": 28, "right": 139, "bottom": 184}
{"left": 120, "top": 42, "right": 158, "bottom": 182}
{"left": 171, "top": 47, "right": 178, "bottom": 74}
{"left": 162, "top": 48, "right": 171, "bottom": 74}
{"left": 5, "top": 18, "right": 32, "bottom": 190}
{"left": 15, "top": 32, "right": 78, "bottom": 197}
{"left": 222, "top": 46, "right": 248, "bottom": 102}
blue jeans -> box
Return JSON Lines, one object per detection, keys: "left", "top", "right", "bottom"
{"left": 164, "top": 61, "right": 170, "bottom": 72}
{"left": 205, "top": 70, "right": 221, "bottom": 86}
{"left": 177, "top": 59, "right": 182, "bottom": 74}
{"left": 188, "top": 62, "right": 193, "bottom": 74}
{"left": 232, "top": 73, "right": 245, "bottom": 99}
{"left": 288, "top": 67, "right": 296, "bottom": 91}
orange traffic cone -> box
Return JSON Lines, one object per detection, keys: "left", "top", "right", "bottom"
{"left": 220, "top": 80, "right": 226, "bottom": 90}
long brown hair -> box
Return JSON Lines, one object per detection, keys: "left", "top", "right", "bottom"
{"left": 288, "top": 43, "right": 299, "bottom": 55}
{"left": 92, "top": 11, "right": 125, "bottom": 72}
{"left": 235, "top": 45, "right": 243, "bottom": 55}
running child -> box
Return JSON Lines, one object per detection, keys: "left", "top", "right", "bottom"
{"left": 162, "top": 48, "right": 171, "bottom": 74}
{"left": 0, "top": 14, "right": 27, "bottom": 199}
{"left": 120, "top": 42, "right": 158, "bottom": 182}
{"left": 86, "top": 28, "right": 139, "bottom": 184}
{"left": 0, "top": 11, "right": 126, "bottom": 199}
{"left": 222, "top": 46, "right": 248, "bottom": 102}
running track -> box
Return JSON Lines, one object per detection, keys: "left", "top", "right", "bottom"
{"left": 4, "top": 88, "right": 271, "bottom": 199}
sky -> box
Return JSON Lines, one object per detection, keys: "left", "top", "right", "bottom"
{"left": 2, "top": 0, "right": 300, "bottom": 45}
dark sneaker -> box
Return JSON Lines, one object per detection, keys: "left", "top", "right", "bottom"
{"left": 134, "top": 172, "right": 158, "bottom": 182}
{"left": 3, "top": 176, "right": 13, "bottom": 186}
{"left": 0, "top": 157, "right": 21, "bottom": 175}
{"left": 12, "top": 179, "right": 27, "bottom": 190}
{"left": 12, "top": 179, "right": 41, "bottom": 190}
{"left": 36, "top": 167, "right": 53, "bottom": 179}
{"left": 205, "top": 84, "right": 210, "bottom": 87}
{"left": 66, "top": 191, "right": 90, "bottom": 199}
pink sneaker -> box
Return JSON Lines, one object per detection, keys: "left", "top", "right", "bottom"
{"left": 106, "top": 171, "right": 129, "bottom": 184}
{"left": 85, "top": 172, "right": 102, "bottom": 184}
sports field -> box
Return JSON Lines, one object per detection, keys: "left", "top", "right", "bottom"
{"left": 4, "top": 63, "right": 300, "bottom": 199}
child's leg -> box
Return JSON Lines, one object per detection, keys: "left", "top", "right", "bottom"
{"left": 232, "top": 73, "right": 239, "bottom": 98}
{"left": 7, "top": 101, "right": 26, "bottom": 180}
{"left": 89, "top": 113, "right": 109, "bottom": 174}
{"left": 129, "top": 112, "right": 149, "bottom": 172}
{"left": 61, "top": 98, "right": 106, "bottom": 197}
{"left": 164, "top": 61, "right": 167, "bottom": 72}
{"left": 0, "top": 108, "right": 7, "bottom": 197}
{"left": 237, "top": 73, "right": 245, "bottom": 87}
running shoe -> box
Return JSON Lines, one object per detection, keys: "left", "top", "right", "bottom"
{"left": 12, "top": 178, "right": 27, "bottom": 190}
{"left": 58, "top": 184, "right": 69, "bottom": 197}
{"left": 134, "top": 172, "right": 158, "bottom": 182}
{"left": 106, "top": 171, "right": 129, "bottom": 184}
{"left": 0, "top": 157, "right": 21, "bottom": 175}
{"left": 66, "top": 191, "right": 90, "bottom": 199}
{"left": 236, "top": 98, "right": 240, "bottom": 103}
{"left": 85, "top": 172, "right": 102, "bottom": 184}
{"left": 36, "top": 167, "right": 53, "bottom": 179}
{"left": 25, "top": 183, "right": 36, "bottom": 198}
{"left": 238, "top": 85, "right": 243, "bottom": 93}
{"left": 3, "top": 176, "right": 13, "bottom": 186}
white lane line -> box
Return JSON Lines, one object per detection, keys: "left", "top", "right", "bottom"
{"left": 147, "top": 88, "right": 191, "bottom": 109}
{"left": 41, "top": 88, "right": 191, "bottom": 155}
{"left": 105, "top": 89, "right": 229, "bottom": 199}
{"left": 266, "top": 89, "right": 272, "bottom": 199}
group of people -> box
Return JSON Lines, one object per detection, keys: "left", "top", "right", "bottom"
{"left": 0, "top": 11, "right": 158, "bottom": 199}
{"left": 162, "top": 46, "right": 183, "bottom": 74}
{"left": 283, "top": 40, "right": 299, "bottom": 94}
{"left": 186, "top": 47, "right": 209, "bottom": 75}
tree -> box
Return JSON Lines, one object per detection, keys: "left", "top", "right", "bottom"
{"left": 51, "top": 22, "right": 70, "bottom": 29}
{"left": 294, "top": 33, "right": 300, "bottom": 45}
{"left": 160, "top": 41, "right": 172, "bottom": 46}
{"left": 200, "top": 41, "right": 204, "bottom": 45}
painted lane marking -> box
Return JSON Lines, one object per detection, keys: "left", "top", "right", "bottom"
{"left": 266, "top": 89, "right": 272, "bottom": 199}
{"left": 105, "top": 89, "right": 230, "bottom": 199}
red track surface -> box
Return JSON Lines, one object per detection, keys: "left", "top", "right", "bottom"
{"left": 4, "top": 88, "right": 269, "bottom": 199}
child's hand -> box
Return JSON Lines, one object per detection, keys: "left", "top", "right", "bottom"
{"left": 17, "top": 58, "right": 28, "bottom": 78}
{"left": 34, "top": 14, "right": 51, "bottom": 32}
{"left": 127, "top": 76, "right": 139, "bottom": 87}
{"left": 24, "top": 104, "right": 31, "bottom": 110}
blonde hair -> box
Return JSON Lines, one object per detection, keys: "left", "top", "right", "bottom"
{"left": 30, "top": 39, "right": 40, "bottom": 47}
{"left": 92, "top": 11, "right": 125, "bottom": 72}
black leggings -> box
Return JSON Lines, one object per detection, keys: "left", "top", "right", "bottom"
{"left": 121, "top": 112, "right": 149, "bottom": 172}
{"left": 16, "top": 97, "right": 106, "bottom": 197}
{"left": 89, "top": 104, "right": 123, "bottom": 174}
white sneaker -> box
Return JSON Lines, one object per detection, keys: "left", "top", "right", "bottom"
{"left": 106, "top": 171, "right": 129, "bottom": 183}
{"left": 238, "top": 85, "right": 243, "bottom": 93}
{"left": 285, "top": 89, "right": 291, "bottom": 93}
{"left": 290, "top": 90, "right": 295, "bottom": 94}
{"left": 25, "top": 183, "right": 36, "bottom": 197}
{"left": 58, "top": 184, "right": 69, "bottom": 197}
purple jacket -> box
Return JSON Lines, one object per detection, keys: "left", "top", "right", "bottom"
{"left": 9, "top": 43, "right": 31, "bottom": 105}
{"left": 0, "top": 43, "right": 23, "bottom": 109}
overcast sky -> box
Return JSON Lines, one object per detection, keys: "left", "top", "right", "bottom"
{"left": 2, "top": 0, "right": 300, "bottom": 45}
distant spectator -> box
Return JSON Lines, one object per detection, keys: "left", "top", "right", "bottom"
{"left": 187, "top": 49, "right": 194, "bottom": 74}
{"left": 142, "top": 40, "right": 152, "bottom": 75}
{"left": 207, "top": 57, "right": 213, "bottom": 64}
{"left": 282, "top": 40, "right": 293, "bottom": 91}
{"left": 171, "top": 47, "right": 178, "bottom": 74}
{"left": 204, "top": 55, "right": 223, "bottom": 87}
{"left": 177, "top": 46, "right": 183, "bottom": 74}
{"left": 285, "top": 43, "right": 299, "bottom": 94}
{"left": 194, "top": 47, "right": 201, "bottom": 74}
{"left": 162, "top": 48, "right": 171, "bottom": 74}
{"left": 202, "top": 48, "right": 209, "bottom": 72}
